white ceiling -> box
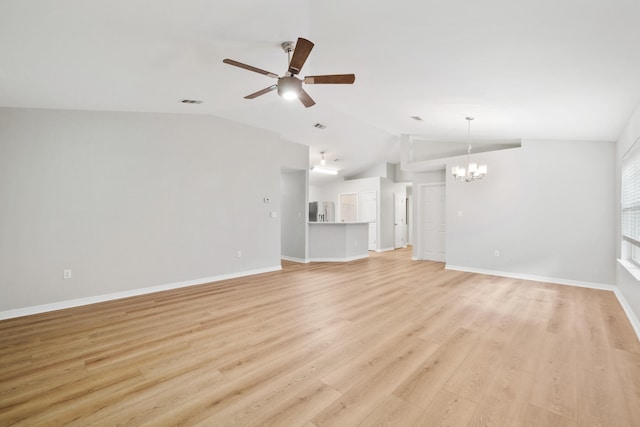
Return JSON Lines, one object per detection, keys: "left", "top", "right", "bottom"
{"left": 1, "top": 0, "right": 640, "bottom": 185}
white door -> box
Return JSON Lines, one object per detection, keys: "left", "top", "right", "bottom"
{"left": 339, "top": 193, "right": 358, "bottom": 222}
{"left": 360, "top": 191, "right": 377, "bottom": 250}
{"left": 406, "top": 193, "right": 413, "bottom": 245}
{"left": 419, "top": 184, "right": 446, "bottom": 262}
{"left": 394, "top": 193, "right": 407, "bottom": 248}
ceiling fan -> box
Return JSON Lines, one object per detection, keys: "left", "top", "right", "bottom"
{"left": 222, "top": 37, "right": 355, "bottom": 108}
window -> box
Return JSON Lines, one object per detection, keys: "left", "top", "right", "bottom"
{"left": 622, "top": 142, "right": 640, "bottom": 266}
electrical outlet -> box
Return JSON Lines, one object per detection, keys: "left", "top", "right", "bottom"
{"left": 494, "top": 250, "right": 500, "bottom": 257}
{"left": 236, "top": 250, "right": 242, "bottom": 258}
{"left": 63, "top": 269, "right": 72, "bottom": 279}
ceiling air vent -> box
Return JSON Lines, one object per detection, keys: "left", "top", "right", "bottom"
{"left": 314, "top": 123, "right": 327, "bottom": 129}
{"left": 180, "top": 99, "right": 203, "bottom": 104}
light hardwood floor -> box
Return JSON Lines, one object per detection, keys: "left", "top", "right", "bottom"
{"left": 1, "top": 248, "right": 639, "bottom": 426}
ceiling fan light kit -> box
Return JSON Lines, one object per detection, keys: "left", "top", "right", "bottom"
{"left": 277, "top": 76, "right": 302, "bottom": 100}
{"left": 223, "top": 37, "right": 355, "bottom": 108}
{"left": 452, "top": 117, "right": 488, "bottom": 182}
{"left": 311, "top": 152, "right": 337, "bottom": 174}
{"left": 310, "top": 166, "right": 338, "bottom": 175}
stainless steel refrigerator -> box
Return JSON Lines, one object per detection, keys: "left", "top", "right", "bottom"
{"left": 309, "top": 201, "right": 335, "bottom": 222}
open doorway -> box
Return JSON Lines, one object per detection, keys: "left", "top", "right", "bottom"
{"left": 280, "top": 169, "right": 307, "bottom": 263}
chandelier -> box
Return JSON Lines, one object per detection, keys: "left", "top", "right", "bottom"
{"left": 452, "top": 117, "right": 487, "bottom": 182}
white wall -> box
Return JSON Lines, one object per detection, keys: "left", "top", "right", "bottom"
{"left": 280, "top": 170, "right": 308, "bottom": 262}
{"left": 394, "top": 162, "right": 413, "bottom": 183}
{"left": 311, "top": 177, "right": 379, "bottom": 204}
{"left": 345, "top": 163, "right": 392, "bottom": 180}
{"left": 616, "top": 104, "right": 640, "bottom": 322}
{"left": 310, "top": 177, "right": 379, "bottom": 221}
{"left": 446, "top": 140, "right": 616, "bottom": 286}
{"left": 0, "top": 107, "right": 308, "bottom": 313}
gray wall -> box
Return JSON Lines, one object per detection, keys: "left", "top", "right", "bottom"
{"left": 0, "top": 107, "right": 307, "bottom": 312}
{"left": 446, "top": 140, "right": 616, "bottom": 285}
{"left": 345, "top": 162, "right": 392, "bottom": 181}
{"left": 616, "top": 104, "right": 640, "bottom": 322}
{"left": 280, "top": 170, "right": 307, "bottom": 261}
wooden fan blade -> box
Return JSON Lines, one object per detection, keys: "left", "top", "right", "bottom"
{"left": 223, "top": 59, "right": 278, "bottom": 78}
{"left": 304, "top": 74, "right": 356, "bottom": 84}
{"left": 288, "top": 38, "right": 314, "bottom": 75}
{"left": 298, "top": 89, "right": 316, "bottom": 108}
{"left": 244, "top": 85, "right": 277, "bottom": 99}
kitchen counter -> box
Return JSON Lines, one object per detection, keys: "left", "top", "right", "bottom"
{"left": 308, "top": 222, "right": 369, "bottom": 262}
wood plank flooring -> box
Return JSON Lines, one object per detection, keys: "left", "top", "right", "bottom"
{"left": 1, "top": 248, "right": 639, "bottom": 426}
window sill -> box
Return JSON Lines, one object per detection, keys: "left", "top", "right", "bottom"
{"left": 618, "top": 259, "right": 640, "bottom": 281}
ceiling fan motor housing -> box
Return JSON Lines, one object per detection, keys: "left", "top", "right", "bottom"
{"left": 281, "top": 41, "right": 295, "bottom": 53}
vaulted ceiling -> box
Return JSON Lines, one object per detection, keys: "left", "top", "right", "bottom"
{"left": 1, "top": 0, "right": 640, "bottom": 184}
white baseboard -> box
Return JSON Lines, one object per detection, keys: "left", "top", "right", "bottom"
{"left": 445, "top": 264, "right": 640, "bottom": 341}
{"left": 376, "top": 247, "right": 395, "bottom": 253}
{"left": 613, "top": 288, "right": 640, "bottom": 341}
{"left": 309, "top": 254, "right": 369, "bottom": 262}
{"left": 0, "top": 265, "right": 282, "bottom": 321}
{"left": 445, "top": 264, "right": 615, "bottom": 291}
{"left": 281, "top": 256, "right": 309, "bottom": 264}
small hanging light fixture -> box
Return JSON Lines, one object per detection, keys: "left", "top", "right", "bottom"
{"left": 311, "top": 150, "right": 338, "bottom": 174}
{"left": 452, "top": 117, "right": 488, "bottom": 182}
